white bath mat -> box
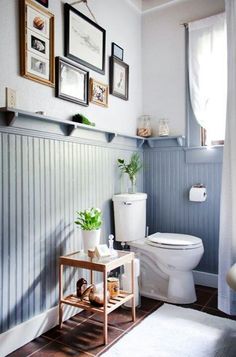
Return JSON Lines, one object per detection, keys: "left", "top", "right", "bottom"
{"left": 102, "top": 304, "right": 236, "bottom": 357}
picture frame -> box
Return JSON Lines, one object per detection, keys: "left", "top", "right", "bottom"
{"left": 56, "top": 57, "right": 89, "bottom": 106}
{"left": 109, "top": 57, "right": 129, "bottom": 100}
{"left": 90, "top": 78, "right": 108, "bottom": 107}
{"left": 111, "top": 42, "right": 124, "bottom": 61}
{"left": 64, "top": 3, "right": 106, "bottom": 75}
{"left": 34, "top": 0, "right": 48, "bottom": 8}
{"left": 20, "top": 0, "right": 54, "bottom": 87}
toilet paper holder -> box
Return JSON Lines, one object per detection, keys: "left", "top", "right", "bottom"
{"left": 189, "top": 183, "right": 207, "bottom": 202}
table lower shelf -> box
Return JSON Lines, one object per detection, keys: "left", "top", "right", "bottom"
{"left": 61, "top": 290, "right": 133, "bottom": 314}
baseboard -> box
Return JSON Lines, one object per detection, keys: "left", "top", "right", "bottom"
{"left": 193, "top": 270, "right": 218, "bottom": 288}
{"left": 0, "top": 305, "right": 81, "bottom": 357}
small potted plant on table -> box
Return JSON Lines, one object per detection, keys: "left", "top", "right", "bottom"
{"left": 75, "top": 207, "right": 102, "bottom": 253}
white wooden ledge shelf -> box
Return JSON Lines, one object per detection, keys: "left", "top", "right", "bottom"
{"left": 146, "top": 135, "right": 185, "bottom": 147}
{"left": 0, "top": 108, "right": 184, "bottom": 148}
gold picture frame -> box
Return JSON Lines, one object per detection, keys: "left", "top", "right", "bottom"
{"left": 90, "top": 78, "right": 108, "bottom": 107}
{"left": 20, "top": 0, "right": 55, "bottom": 87}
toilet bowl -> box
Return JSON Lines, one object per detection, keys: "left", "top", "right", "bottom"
{"left": 129, "top": 233, "right": 204, "bottom": 304}
{"left": 112, "top": 193, "right": 204, "bottom": 304}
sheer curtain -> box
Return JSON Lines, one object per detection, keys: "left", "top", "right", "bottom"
{"left": 218, "top": 0, "right": 236, "bottom": 315}
{"left": 188, "top": 13, "right": 227, "bottom": 145}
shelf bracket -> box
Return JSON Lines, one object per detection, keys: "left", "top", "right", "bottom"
{"left": 137, "top": 138, "right": 145, "bottom": 148}
{"left": 106, "top": 133, "right": 117, "bottom": 143}
{"left": 6, "top": 111, "right": 18, "bottom": 126}
{"left": 67, "top": 124, "right": 76, "bottom": 136}
{"left": 146, "top": 139, "right": 155, "bottom": 148}
{"left": 177, "top": 136, "right": 184, "bottom": 146}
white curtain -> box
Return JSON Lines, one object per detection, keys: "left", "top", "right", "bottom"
{"left": 218, "top": 0, "right": 236, "bottom": 315}
{"left": 188, "top": 13, "right": 227, "bottom": 144}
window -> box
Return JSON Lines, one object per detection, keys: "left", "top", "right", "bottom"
{"left": 188, "top": 13, "right": 227, "bottom": 146}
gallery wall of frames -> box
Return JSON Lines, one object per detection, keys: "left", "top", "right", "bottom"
{"left": 19, "top": 0, "right": 130, "bottom": 109}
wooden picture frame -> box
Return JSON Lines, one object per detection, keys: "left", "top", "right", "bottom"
{"left": 111, "top": 42, "right": 124, "bottom": 61}
{"left": 35, "top": 0, "right": 48, "bottom": 8}
{"left": 56, "top": 57, "right": 89, "bottom": 106}
{"left": 90, "top": 78, "right": 108, "bottom": 107}
{"left": 20, "top": 0, "right": 54, "bottom": 87}
{"left": 109, "top": 57, "right": 129, "bottom": 100}
{"left": 64, "top": 3, "right": 106, "bottom": 75}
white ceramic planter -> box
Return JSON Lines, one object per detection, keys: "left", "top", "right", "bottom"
{"left": 82, "top": 229, "right": 101, "bottom": 253}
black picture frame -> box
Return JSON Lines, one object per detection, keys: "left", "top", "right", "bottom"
{"left": 111, "top": 42, "right": 124, "bottom": 61}
{"left": 56, "top": 57, "right": 89, "bottom": 106}
{"left": 64, "top": 4, "right": 106, "bottom": 75}
{"left": 109, "top": 57, "right": 129, "bottom": 101}
{"left": 34, "top": 0, "right": 48, "bottom": 8}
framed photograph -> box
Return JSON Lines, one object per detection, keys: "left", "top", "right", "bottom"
{"left": 56, "top": 57, "right": 89, "bottom": 106}
{"left": 109, "top": 57, "right": 129, "bottom": 100}
{"left": 64, "top": 3, "right": 106, "bottom": 74}
{"left": 27, "top": 29, "right": 49, "bottom": 59}
{"left": 112, "top": 42, "right": 124, "bottom": 61}
{"left": 20, "top": 0, "right": 54, "bottom": 86}
{"left": 90, "top": 78, "right": 108, "bottom": 107}
{"left": 34, "top": 0, "right": 48, "bottom": 7}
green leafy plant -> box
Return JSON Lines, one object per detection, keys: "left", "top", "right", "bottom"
{"left": 73, "top": 113, "right": 95, "bottom": 127}
{"left": 117, "top": 153, "right": 142, "bottom": 180}
{"left": 75, "top": 207, "right": 102, "bottom": 231}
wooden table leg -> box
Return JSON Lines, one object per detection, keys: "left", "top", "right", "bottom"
{"left": 103, "top": 269, "right": 108, "bottom": 345}
{"left": 90, "top": 269, "right": 94, "bottom": 285}
{"left": 59, "top": 264, "right": 63, "bottom": 328}
{"left": 131, "top": 258, "right": 136, "bottom": 322}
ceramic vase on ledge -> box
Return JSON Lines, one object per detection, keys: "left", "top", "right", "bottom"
{"left": 82, "top": 229, "right": 101, "bottom": 253}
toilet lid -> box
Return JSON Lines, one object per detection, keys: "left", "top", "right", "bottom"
{"left": 147, "top": 232, "right": 202, "bottom": 249}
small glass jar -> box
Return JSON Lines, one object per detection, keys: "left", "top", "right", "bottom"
{"left": 137, "top": 115, "right": 152, "bottom": 137}
{"left": 158, "top": 119, "right": 169, "bottom": 136}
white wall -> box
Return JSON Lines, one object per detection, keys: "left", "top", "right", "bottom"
{"left": 0, "top": 0, "right": 142, "bottom": 134}
{"left": 142, "top": 0, "right": 225, "bottom": 136}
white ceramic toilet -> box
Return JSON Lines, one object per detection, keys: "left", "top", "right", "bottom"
{"left": 112, "top": 193, "right": 204, "bottom": 304}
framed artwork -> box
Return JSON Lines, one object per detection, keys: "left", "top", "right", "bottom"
{"left": 109, "top": 57, "right": 129, "bottom": 100}
{"left": 64, "top": 3, "right": 106, "bottom": 74}
{"left": 111, "top": 42, "right": 124, "bottom": 61}
{"left": 34, "top": 0, "right": 48, "bottom": 8}
{"left": 20, "top": 0, "right": 54, "bottom": 87}
{"left": 56, "top": 57, "right": 89, "bottom": 106}
{"left": 90, "top": 78, "right": 108, "bottom": 107}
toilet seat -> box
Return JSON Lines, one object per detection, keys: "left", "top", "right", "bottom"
{"left": 146, "top": 232, "right": 203, "bottom": 250}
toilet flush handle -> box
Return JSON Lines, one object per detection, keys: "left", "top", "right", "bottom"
{"left": 123, "top": 201, "right": 132, "bottom": 206}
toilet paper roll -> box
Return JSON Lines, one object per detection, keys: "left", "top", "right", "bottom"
{"left": 124, "top": 258, "right": 140, "bottom": 278}
{"left": 189, "top": 186, "right": 207, "bottom": 202}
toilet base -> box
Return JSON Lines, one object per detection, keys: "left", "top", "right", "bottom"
{"left": 168, "top": 271, "right": 196, "bottom": 304}
{"left": 141, "top": 272, "right": 196, "bottom": 304}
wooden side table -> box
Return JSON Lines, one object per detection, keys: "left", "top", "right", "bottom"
{"left": 59, "top": 250, "right": 136, "bottom": 345}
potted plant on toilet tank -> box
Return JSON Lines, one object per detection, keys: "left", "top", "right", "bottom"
{"left": 117, "top": 153, "right": 142, "bottom": 193}
{"left": 75, "top": 207, "right": 102, "bottom": 253}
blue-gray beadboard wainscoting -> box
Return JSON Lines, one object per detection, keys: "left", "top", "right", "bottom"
{"left": 0, "top": 119, "right": 143, "bottom": 335}
{"left": 144, "top": 146, "right": 222, "bottom": 274}
{"left": 0, "top": 115, "right": 222, "bottom": 337}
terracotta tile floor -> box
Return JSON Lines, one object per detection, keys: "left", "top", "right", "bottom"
{"left": 8, "top": 285, "right": 236, "bottom": 357}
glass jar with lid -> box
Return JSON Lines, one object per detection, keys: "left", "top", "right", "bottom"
{"left": 158, "top": 119, "right": 169, "bottom": 136}
{"left": 137, "top": 115, "right": 152, "bottom": 137}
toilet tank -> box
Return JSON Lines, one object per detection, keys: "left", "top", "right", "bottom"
{"left": 112, "top": 193, "right": 147, "bottom": 242}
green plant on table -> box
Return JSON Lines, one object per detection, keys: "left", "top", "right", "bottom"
{"left": 75, "top": 207, "right": 102, "bottom": 231}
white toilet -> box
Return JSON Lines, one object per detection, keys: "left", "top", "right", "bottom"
{"left": 112, "top": 193, "right": 204, "bottom": 304}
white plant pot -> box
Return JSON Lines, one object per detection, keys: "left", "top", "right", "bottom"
{"left": 82, "top": 229, "right": 101, "bottom": 253}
